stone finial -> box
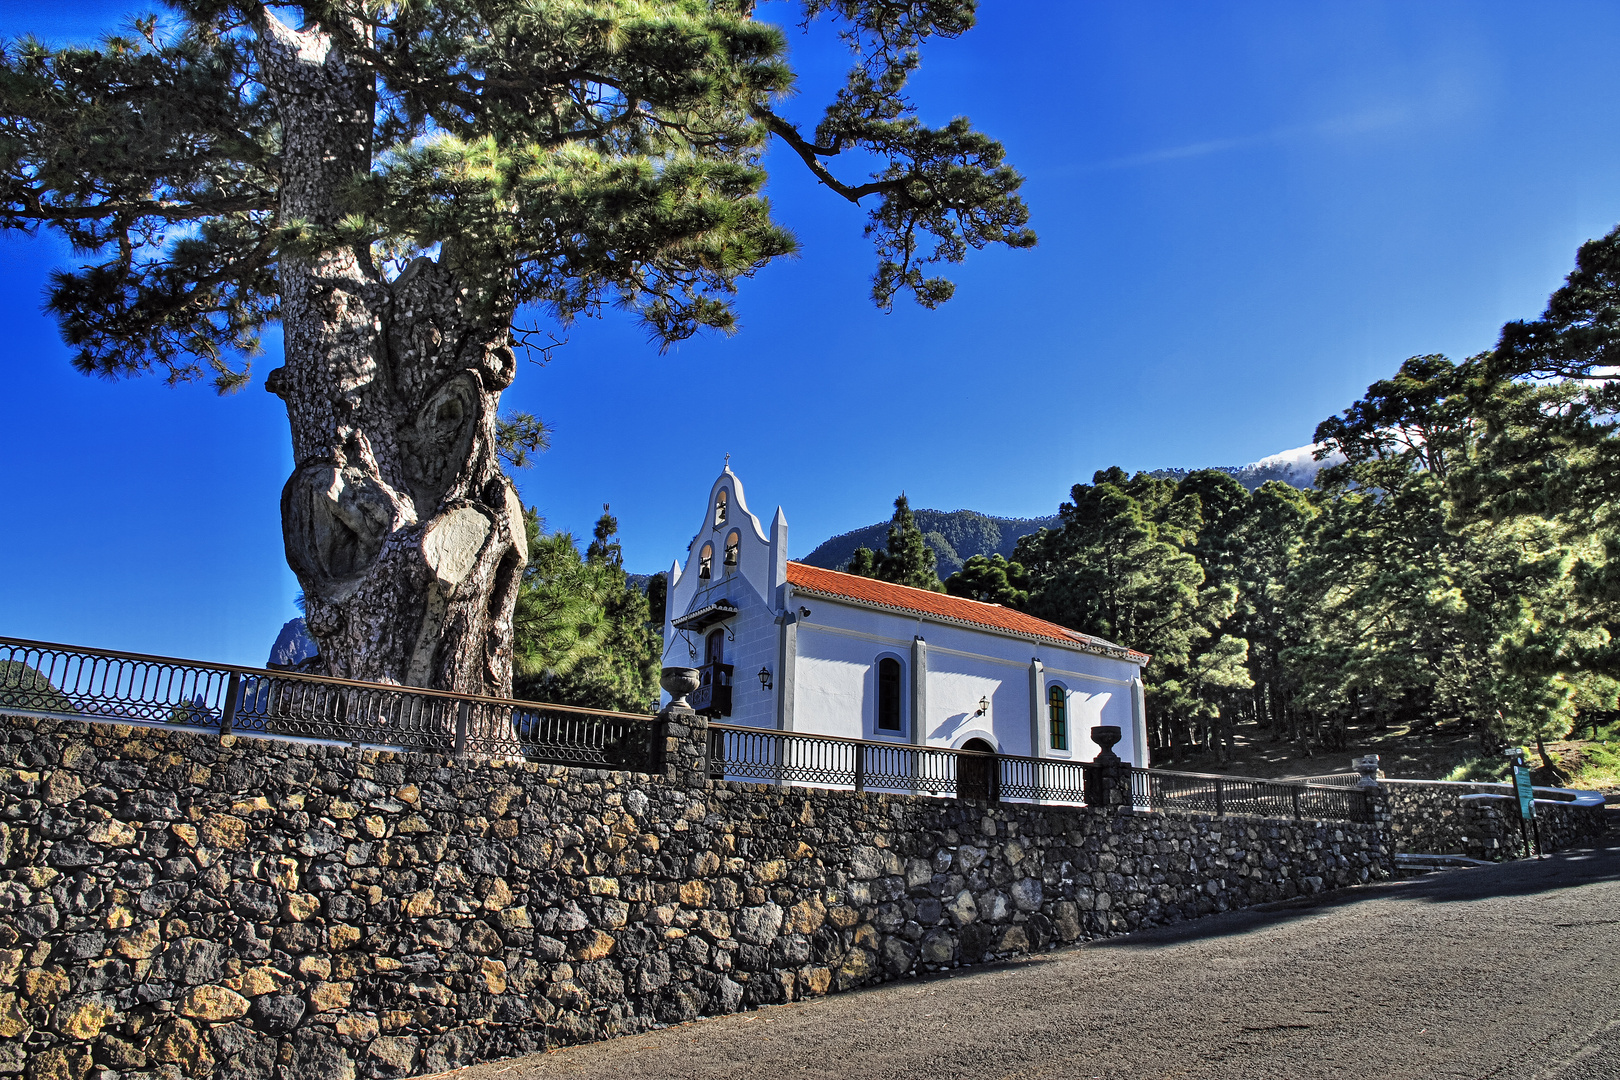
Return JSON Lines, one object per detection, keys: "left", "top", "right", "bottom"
{"left": 1354, "top": 754, "right": 1381, "bottom": 788}
{"left": 660, "top": 667, "right": 701, "bottom": 710}
{"left": 1090, "top": 725, "right": 1123, "bottom": 765}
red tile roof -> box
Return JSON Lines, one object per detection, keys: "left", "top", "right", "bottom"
{"left": 784, "top": 562, "right": 1150, "bottom": 664}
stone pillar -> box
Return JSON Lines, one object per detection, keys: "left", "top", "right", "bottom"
{"left": 657, "top": 704, "right": 712, "bottom": 788}
{"left": 1028, "top": 659, "right": 1045, "bottom": 758}
{"left": 1355, "top": 754, "right": 1394, "bottom": 875}
{"left": 1085, "top": 725, "right": 1133, "bottom": 810}
{"left": 775, "top": 583, "right": 798, "bottom": 732}
{"left": 657, "top": 667, "right": 711, "bottom": 788}
{"left": 910, "top": 635, "right": 928, "bottom": 746}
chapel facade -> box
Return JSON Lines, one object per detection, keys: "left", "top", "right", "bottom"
{"left": 660, "top": 467, "right": 1152, "bottom": 768}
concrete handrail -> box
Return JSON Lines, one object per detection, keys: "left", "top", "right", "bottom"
{"left": 1384, "top": 777, "right": 1606, "bottom": 808}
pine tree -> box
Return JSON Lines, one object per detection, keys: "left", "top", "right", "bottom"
{"left": 512, "top": 505, "right": 659, "bottom": 712}
{"left": 1166, "top": 470, "right": 1252, "bottom": 761}
{"left": 848, "top": 494, "right": 944, "bottom": 592}
{"left": 877, "top": 494, "right": 945, "bottom": 592}
{"left": 1231, "top": 481, "right": 1317, "bottom": 744}
{"left": 0, "top": 1, "right": 1033, "bottom": 695}
{"left": 846, "top": 547, "right": 878, "bottom": 578}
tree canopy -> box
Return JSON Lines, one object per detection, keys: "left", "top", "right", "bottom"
{"left": 977, "top": 226, "right": 1620, "bottom": 775}
{"left": 1, "top": 0, "right": 1035, "bottom": 389}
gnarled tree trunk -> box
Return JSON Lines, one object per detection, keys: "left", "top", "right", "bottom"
{"left": 256, "top": 16, "right": 526, "bottom": 696}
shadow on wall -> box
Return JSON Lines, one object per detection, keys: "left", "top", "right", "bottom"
{"left": 931, "top": 712, "right": 976, "bottom": 743}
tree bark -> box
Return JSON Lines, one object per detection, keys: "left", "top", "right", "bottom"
{"left": 255, "top": 13, "right": 526, "bottom": 696}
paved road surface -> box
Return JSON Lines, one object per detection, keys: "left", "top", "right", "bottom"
{"left": 442, "top": 842, "right": 1620, "bottom": 1080}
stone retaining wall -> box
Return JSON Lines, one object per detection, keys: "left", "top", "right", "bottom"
{"left": 0, "top": 714, "right": 1389, "bottom": 1080}
{"left": 1384, "top": 781, "right": 1608, "bottom": 860}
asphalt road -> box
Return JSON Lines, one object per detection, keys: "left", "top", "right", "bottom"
{"left": 441, "top": 841, "right": 1620, "bottom": 1080}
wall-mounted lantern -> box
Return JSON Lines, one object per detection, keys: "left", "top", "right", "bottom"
{"left": 975, "top": 696, "right": 990, "bottom": 717}
{"left": 758, "top": 666, "right": 773, "bottom": 691}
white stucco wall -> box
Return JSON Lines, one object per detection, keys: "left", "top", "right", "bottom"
{"left": 789, "top": 597, "right": 1145, "bottom": 767}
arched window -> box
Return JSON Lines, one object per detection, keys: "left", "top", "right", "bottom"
{"left": 723, "top": 531, "right": 740, "bottom": 569}
{"left": 698, "top": 543, "right": 713, "bottom": 579}
{"left": 877, "top": 657, "right": 903, "bottom": 732}
{"left": 1048, "top": 685, "right": 1068, "bottom": 751}
{"left": 714, "top": 489, "right": 729, "bottom": 526}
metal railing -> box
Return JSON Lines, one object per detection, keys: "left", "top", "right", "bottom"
{"left": 709, "top": 724, "right": 1369, "bottom": 823}
{"left": 1280, "top": 771, "right": 1363, "bottom": 788}
{"left": 0, "top": 636, "right": 657, "bottom": 770}
{"left": 1136, "top": 768, "right": 1371, "bottom": 823}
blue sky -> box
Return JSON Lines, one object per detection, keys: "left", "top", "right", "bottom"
{"left": 3, "top": 1, "right": 1620, "bottom": 665}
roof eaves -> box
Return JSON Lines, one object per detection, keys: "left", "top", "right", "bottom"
{"left": 789, "top": 583, "right": 1150, "bottom": 665}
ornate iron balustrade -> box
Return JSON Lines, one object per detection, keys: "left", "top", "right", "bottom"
{"left": 688, "top": 662, "right": 733, "bottom": 718}
{"left": 709, "top": 724, "right": 1369, "bottom": 823}
{"left": 709, "top": 724, "right": 993, "bottom": 796}
{"left": 0, "top": 636, "right": 657, "bottom": 770}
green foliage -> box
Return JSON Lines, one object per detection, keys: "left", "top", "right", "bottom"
{"left": 0, "top": 660, "right": 77, "bottom": 716}
{"left": 494, "top": 411, "right": 551, "bottom": 470}
{"left": 1016, "top": 467, "right": 1246, "bottom": 760}
{"left": 1443, "top": 756, "right": 1513, "bottom": 783}
{"left": 847, "top": 546, "right": 877, "bottom": 578}
{"left": 0, "top": 0, "right": 1032, "bottom": 386}
{"left": 846, "top": 494, "right": 943, "bottom": 592}
{"left": 1564, "top": 740, "right": 1620, "bottom": 792}
{"left": 512, "top": 506, "right": 660, "bottom": 712}
{"left": 944, "top": 554, "right": 1030, "bottom": 607}
{"left": 1009, "top": 261, "right": 1619, "bottom": 767}
{"left": 1017, "top": 468, "right": 1209, "bottom": 670}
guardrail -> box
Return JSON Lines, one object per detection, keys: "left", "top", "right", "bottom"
{"left": 709, "top": 724, "right": 1370, "bottom": 823}
{"left": 0, "top": 636, "right": 658, "bottom": 770}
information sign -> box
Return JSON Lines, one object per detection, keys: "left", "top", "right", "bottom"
{"left": 1512, "top": 764, "right": 1535, "bottom": 821}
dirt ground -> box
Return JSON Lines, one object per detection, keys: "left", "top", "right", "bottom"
{"left": 1148, "top": 717, "right": 1589, "bottom": 786}
{"left": 431, "top": 840, "right": 1620, "bottom": 1080}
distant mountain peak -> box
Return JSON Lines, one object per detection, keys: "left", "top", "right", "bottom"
{"left": 1148, "top": 442, "right": 1344, "bottom": 491}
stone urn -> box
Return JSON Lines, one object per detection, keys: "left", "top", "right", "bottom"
{"left": 660, "top": 667, "right": 701, "bottom": 710}
{"left": 1090, "top": 725, "right": 1123, "bottom": 764}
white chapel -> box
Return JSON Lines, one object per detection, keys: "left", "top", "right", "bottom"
{"left": 660, "top": 468, "right": 1152, "bottom": 768}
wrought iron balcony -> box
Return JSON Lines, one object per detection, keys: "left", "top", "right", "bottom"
{"left": 689, "top": 662, "right": 734, "bottom": 717}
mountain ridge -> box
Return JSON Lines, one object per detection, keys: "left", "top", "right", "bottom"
{"left": 799, "top": 444, "right": 1341, "bottom": 578}
{"left": 800, "top": 508, "right": 1062, "bottom": 581}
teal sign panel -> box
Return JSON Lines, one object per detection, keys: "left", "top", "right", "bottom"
{"left": 1512, "top": 764, "right": 1535, "bottom": 820}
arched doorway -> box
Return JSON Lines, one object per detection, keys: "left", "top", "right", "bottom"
{"left": 956, "top": 738, "right": 997, "bottom": 802}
